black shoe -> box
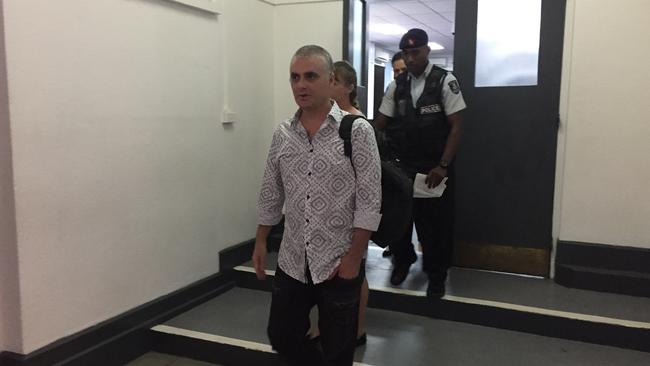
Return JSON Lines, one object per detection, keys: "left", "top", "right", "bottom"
{"left": 306, "top": 333, "right": 320, "bottom": 343}
{"left": 382, "top": 248, "right": 393, "bottom": 257}
{"left": 426, "top": 279, "right": 446, "bottom": 298}
{"left": 390, "top": 261, "right": 413, "bottom": 286}
{"left": 356, "top": 333, "right": 367, "bottom": 347}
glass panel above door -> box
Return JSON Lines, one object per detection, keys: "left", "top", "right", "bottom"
{"left": 475, "top": 0, "right": 542, "bottom": 87}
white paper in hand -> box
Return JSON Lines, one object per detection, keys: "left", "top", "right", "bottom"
{"left": 413, "top": 174, "right": 447, "bottom": 198}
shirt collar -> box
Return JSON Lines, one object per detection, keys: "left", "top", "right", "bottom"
{"left": 290, "top": 100, "right": 345, "bottom": 129}
{"left": 408, "top": 61, "right": 433, "bottom": 81}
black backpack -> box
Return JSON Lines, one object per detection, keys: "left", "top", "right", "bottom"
{"left": 339, "top": 115, "right": 413, "bottom": 248}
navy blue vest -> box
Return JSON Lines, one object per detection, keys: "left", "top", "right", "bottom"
{"left": 384, "top": 65, "right": 450, "bottom": 174}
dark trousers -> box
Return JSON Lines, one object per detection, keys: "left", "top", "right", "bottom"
{"left": 390, "top": 178, "right": 454, "bottom": 281}
{"left": 268, "top": 266, "right": 364, "bottom": 366}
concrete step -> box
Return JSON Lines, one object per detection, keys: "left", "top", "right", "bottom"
{"left": 231, "top": 246, "right": 650, "bottom": 353}
{"left": 150, "top": 287, "right": 650, "bottom": 366}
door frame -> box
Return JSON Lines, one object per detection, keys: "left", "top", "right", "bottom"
{"left": 345, "top": 0, "right": 573, "bottom": 277}
{"left": 342, "top": 0, "right": 368, "bottom": 86}
{"left": 550, "top": 0, "right": 576, "bottom": 279}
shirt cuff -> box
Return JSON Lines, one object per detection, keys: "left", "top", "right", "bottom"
{"left": 378, "top": 103, "right": 394, "bottom": 118}
{"left": 257, "top": 209, "right": 283, "bottom": 226}
{"left": 445, "top": 104, "right": 467, "bottom": 116}
{"left": 353, "top": 210, "right": 382, "bottom": 232}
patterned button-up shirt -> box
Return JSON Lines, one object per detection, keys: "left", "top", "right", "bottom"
{"left": 257, "top": 102, "right": 382, "bottom": 284}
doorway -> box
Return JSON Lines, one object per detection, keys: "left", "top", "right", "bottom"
{"left": 346, "top": 0, "right": 566, "bottom": 276}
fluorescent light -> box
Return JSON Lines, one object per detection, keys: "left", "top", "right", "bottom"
{"left": 370, "top": 23, "right": 407, "bottom": 36}
{"left": 428, "top": 42, "right": 445, "bottom": 51}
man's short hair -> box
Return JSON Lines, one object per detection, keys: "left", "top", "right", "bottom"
{"left": 293, "top": 45, "right": 334, "bottom": 73}
{"left": 391, "top": 51, "right": 403, "bottom": 65}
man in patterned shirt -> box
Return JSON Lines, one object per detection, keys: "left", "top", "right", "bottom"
{"left": 252, "top": 45, "right": 382, "bottom": 366}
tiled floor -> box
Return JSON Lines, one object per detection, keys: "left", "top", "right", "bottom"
{"left": 126, "top": 352, "right": 221, "bottom": 366}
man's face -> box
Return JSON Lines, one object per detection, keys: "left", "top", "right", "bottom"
{"left": 402, "top": 45, "right": 430, "bottom": 76}
{"left": 290, "top": 55, "right": 333, "bottom": 110}
{"left": 392, "top": 58, "right": 407, "bottom": 79}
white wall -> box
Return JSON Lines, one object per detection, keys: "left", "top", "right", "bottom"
{"left": 1, "top": 0, "right": 345, "bottom": 355}
{"left": 273, "top": 0, "right": 343, "bottom": 125}
{"left": 558, "top": 0, "right": 650, "bottom": 249}
{"left": 0, "top": 0, "right": 22, "bottom": 353}
{"left": 429, "top": 54, "right": 454, "bottom": 70}
{"left": 2, "top": 0, "right": 273, "bottom": 353}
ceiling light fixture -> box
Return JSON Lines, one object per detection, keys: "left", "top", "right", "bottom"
{"left": 370, "top": 23, "right": 407, "bottom": 36}
{"left": 428, "top": 42, "right": 445, "bottom": 50}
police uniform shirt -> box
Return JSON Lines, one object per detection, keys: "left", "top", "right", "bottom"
{"left": 379, "top": 61, "right": 466, "bottom": 117}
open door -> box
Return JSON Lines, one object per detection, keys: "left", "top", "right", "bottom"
{"left": 343, "top": 0, "right": 368, "bottom": 115}
{"left": 453, "top": 0, "right": 567, "bottom": 276}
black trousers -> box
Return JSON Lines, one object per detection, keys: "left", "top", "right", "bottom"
{"left": 389, "top": 177, "right": 455, "bottom": 280}
{"left": 267, "top": 265, "right": 364, "bottom": 366}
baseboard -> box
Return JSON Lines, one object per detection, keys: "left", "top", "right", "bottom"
{"left": 219, "top": 239, "right": 255, "bottom": 271}
{"left": 555, "top": 264, "right": 650, "bottom": 298}
{"left": 0, "top": 238, "right": 257, "bottom": 366}
{"left": 555, "top": 241, "right": 650, "bottom": 298}
{"left": 556, "top": 241, "right": 650, "bottom": 273}
{"left": 0, "top": 275, "right": 233, "bottom": 366}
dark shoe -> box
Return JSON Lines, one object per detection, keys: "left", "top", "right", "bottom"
{"left": 308, "top": 334, "right": 320, "bottom": 342}
{"left": 426, "top": 279, "right": 446, "bottom": 298}
{"left": 382, "top": 248, "right": 393, "bottom": 257}
{"left": 356, "top": 333, "right": 367, "bottom": 347}
{"left": 390, "top": 261, "right": 413, "bottom": 285}
{"left": 306, "top": 333, "right": 320, "bottom": 343}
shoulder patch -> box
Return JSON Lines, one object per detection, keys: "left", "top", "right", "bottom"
{"left": 448, "top": 79, "right": 460, "bottom": 94}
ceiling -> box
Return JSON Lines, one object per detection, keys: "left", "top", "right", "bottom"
{"left": 368, "top": 0, "right": 456, "bottom": 54}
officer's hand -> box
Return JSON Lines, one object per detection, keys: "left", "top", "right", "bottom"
{"left": 252, "top": 241, "right": 267, "bottom": 280}
{"left": 425, "top": 166, "right": 447, "bottom": 189}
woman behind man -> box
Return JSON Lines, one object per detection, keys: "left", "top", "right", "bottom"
{"left": 315, "top": 60, "right": 370, "bottom": 345}
{"left": 307, "top": 60, "right": 370, "bottom": 346}
{"left": 331, "top": 60, "right": 365, "bottom": 117}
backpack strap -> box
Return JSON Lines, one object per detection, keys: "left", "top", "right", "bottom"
{"left": 338, "top": 114, "right": 365, "bottom": 158}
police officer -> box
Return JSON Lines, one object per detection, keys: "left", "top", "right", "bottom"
{"left": 374, "top": 28, "right": 466, "bottom": 298}
{"left": 391, "top": 51, "right": 407, "bottom": 79}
